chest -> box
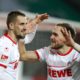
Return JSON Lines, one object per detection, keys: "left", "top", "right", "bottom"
{"left": 10, "top": 44, "right": 20, "bottom": 62}
{"left": 46, "top": 53, "right": 73, "bottom": 67}
{"left": 8, "top": 45, "right": 20, "bottom": 69}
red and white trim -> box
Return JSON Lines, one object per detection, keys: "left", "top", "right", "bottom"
{"left": 34, "top": 50, "right": 40, "bottom": 60}
{"left": 0, "top": 63, "right": 7, "bottom": 68}
{"left": 4, "top": 33, "right": 17, "bottom": 44}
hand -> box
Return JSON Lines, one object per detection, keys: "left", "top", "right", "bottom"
{"left": 24, "top": 13, "right": 48, "bottom": 34}
{"left": 24, "top": 23, "right": 37, "bottom": 35}
{"left": 61, "top": 27, "right": 75, "bottom": 47}
{"left": 34, "top": 13, "right": 48, "bottom": 24}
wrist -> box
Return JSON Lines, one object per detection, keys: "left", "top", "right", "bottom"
{"left": 72, "top": 42, "right": 78, "bottom": 48}
{"left": 69, "top": 40, "right": 75, "bottom": 48}
{"left": 34, "top": 18, "right": 41, "bottom": 24}
{"left": 18, "top": 39, "right": 25, "bottom": 43}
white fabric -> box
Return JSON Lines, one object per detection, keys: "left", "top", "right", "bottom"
{"left": 0, "top": 34, "right": 20, "bottom": 80}
{"left": 36, "top": 46, "right": 80, "bottom": 80}
{"left": 24, "top": 25, "right": 37, "bottom": 44}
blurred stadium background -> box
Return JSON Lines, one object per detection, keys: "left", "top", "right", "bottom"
{"left": 0, "top": 0, "right": 80, "bottom": 80}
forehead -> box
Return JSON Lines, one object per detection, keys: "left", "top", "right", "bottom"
{"left": 52, "top": 25, "right": 62, "bottom": 33}
{"left": 16, "top": 16, "right": 29, "bottom": 23}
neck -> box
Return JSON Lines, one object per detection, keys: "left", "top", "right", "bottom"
{"left": 56, "top": 45, "right": 72, "bottom": 54}
{"left": 7, "top": 30, "right": 18, "bottom": 43}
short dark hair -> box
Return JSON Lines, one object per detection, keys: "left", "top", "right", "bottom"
{"left": 56, "top": 23, "right": 76, "bottom": 39}
{"left": 7, "top": 11, "right": 25, "bottom": 28}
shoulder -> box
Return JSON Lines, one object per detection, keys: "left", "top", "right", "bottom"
{"left": 0, "top": 35, "right": 12, "bottom": 49}
{"left": 69, "top": 48, "right": 80, "bottom": 57}
{"left": 0, "top": 35, "right": 6, "bottom": 45}
{"left": 72, "top": 48, "right": 79, "bottom": 53}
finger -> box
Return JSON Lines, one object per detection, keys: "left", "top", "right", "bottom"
{"left": 61, "top": 28, "right": 67, "bottom": 36}
{"left": 63, "top": 28, "right": 70, "bottom": 37}
{"left": 64, "top": 28, "right": 68, "bottom": 35}
{"left": 37, "top": 13, "right": 48, "bottom": 19}
{"left": 68, "top": 30, "right": 72, "bottom": 37}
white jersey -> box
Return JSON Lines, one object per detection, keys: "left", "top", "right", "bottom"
{"left": 35, "top": 46, "right": 80, "bottom": 80}
{"left": 0, "top": 33, "right": 20, "bottom": 80}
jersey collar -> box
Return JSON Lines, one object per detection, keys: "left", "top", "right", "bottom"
{"left": 50, "top": 48, "right": 73, "bottom": 56}
{"left": 57, "top": 48, "right": 73, "bottom": 56}
{"left": 4, "top": 33, "right": 17, "bottom": 44}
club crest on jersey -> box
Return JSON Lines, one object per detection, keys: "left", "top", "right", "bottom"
{"left": 67, "top": 61, "right": 72, "bottom": 66}
{"left": 4, "top": 47, "right": 9, "bottom": 52}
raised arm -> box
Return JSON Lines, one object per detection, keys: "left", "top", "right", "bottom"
{"left": 23, "top": 13, "right": 48, "bottom": 44}
{"left": 25, "top": 13, "right": 48, "bottom": 34}
{"left": 61, "top": 27, "right": 80, "bottom": 52}
{"left": 18, "top": 13, "right": 48, "bottom": 61}
{"left": 18, "top": 40, "right": 38, "bottom": 61}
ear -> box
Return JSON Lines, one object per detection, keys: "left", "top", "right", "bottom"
{"left": 9, "top": 23, "right": 14, "bottom": 30}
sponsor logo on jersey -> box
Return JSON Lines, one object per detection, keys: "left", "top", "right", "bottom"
{"left": 0, "top": 54, "right": 8, "bottom": 60}
{"left": 48, "top": 68, "right": 72, "bottom": 78}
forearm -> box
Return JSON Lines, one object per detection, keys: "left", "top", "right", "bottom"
{"left": 18, "top": 40, "right": 38, "bottom": 61}
{"left": 30, "top": 18, "right": 41, "bottom": 28}
{"left": 18, "top": 40, "right": 28, "bottom": 60}
{"left": 18, "top": 43, "right": 29, "bottom": 61}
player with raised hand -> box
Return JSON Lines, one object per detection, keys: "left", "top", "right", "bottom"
{"left": 18, "top": 23, "right": 80, "bottom": 80}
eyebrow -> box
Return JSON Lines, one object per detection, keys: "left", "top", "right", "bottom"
{"left": 52, "top": 32, "right": 57, "bottom": 35}
{"left": 19, "top": 22, "right": 28, "bottom": 25}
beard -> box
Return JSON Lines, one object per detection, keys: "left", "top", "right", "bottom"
{"left": 16, "top": 35, "right": 25, "bottom": 40}
{"left": 51, "top": 43, "right": 63, "bottom": 49}
{"left": 54, "top": 45, "right": 63, "bottom": 49}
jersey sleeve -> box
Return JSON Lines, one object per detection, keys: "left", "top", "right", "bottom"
{"left": 35, "top": 47, "right": 47, "bottom": 61}
{"left": 72, "top": 51, "right": 80, "bottom": 62}
{"left": 0, "top": 45, "right": 9, "bottom": 69}
{"left": 24, "top": 25, "right": 37, "bottom": 44}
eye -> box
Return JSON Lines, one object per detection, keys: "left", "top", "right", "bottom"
{"left": 52, "top": 33, "right": 58, "bottom": 36}
{"left": 20, "top": 23, "right": 24, "bottom": 25}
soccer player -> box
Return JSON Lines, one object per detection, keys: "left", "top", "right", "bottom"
{"left": 18, "top": 23, "right": 80, "bottom": 80}
{"left": 0, "top": 10, "right": 48, "bottom": 80}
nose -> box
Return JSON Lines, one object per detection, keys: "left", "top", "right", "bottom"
{"left": 24, "top": 23, "right": 27, "bottom": 28}
{"left": 22, "top": 25, "right": 27, "bottom": 32}
{"left": 50, "top": 34, "right": 54, "bottom": 40}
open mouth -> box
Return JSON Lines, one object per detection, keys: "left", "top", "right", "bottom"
{"left": 21, "top": 29, "right": 26, "bottom": 32}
